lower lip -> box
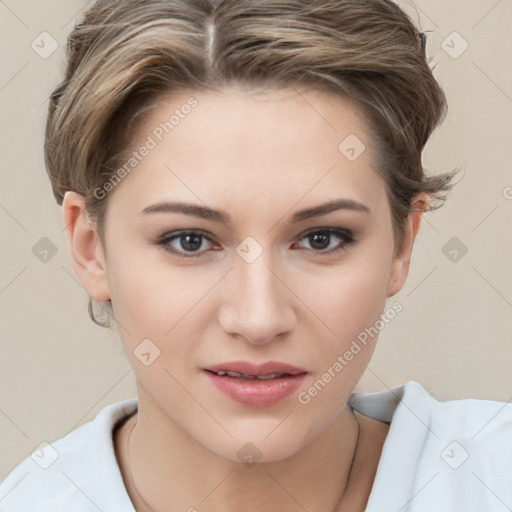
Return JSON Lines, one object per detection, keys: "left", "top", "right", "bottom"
{"left": 203, "top": 371, "right": 307, "bottom": 407}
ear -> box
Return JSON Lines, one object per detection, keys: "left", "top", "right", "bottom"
{"left": 62, "top": 191, "right": 111, "bottom": 302}
{"left": 386, "top": 193, "right": 428, "bottom": 298}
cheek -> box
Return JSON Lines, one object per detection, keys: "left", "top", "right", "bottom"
{"left": 294, "top": 253, "right": 393, "bottom": 419}
{"left": 107, "top": 247, "right": 220, "bottom": 343}
{"left": 106, "top": 256, "right": 209, "bottom": 393}
{"left": 306, "top": 250, "right": 393, "bottom": 342}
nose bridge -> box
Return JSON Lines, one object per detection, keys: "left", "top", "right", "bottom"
{"left": 219, "top": 248, "right": 296, "bottom": 344}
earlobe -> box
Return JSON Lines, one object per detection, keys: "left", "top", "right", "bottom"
{"left": 62, "top": 191, "right": 111, "bottom": 302}
{"left": 386, "top": 194, "right": 428, "bottom": 298}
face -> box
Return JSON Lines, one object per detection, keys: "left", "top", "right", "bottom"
{"left": 67, "top": 86, "right": 419, "bottom": 463}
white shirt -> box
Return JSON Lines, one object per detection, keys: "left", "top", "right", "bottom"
{"left": 1, "top": 380, "right": 511, "bottom": 511}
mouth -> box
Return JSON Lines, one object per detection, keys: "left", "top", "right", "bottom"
{"left": 202, "top": 361, "right": 308, "bottom": 407}
{"left": 204, "top": 369, "right": 305, "bottom": 380}
{"left": 202, "top": 360, "right": 308, "bottom": 379}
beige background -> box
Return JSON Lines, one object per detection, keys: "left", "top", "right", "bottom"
{"left": 1, "top": 0, "right": 511, "bottom": 480}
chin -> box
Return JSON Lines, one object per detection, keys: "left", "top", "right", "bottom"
{"left": 199, "top": 423, "right": 315, "bottom": 466}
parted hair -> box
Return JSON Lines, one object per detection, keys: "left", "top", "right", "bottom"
{"left": 45, "top": 0, "right": 459, "bottom": 328}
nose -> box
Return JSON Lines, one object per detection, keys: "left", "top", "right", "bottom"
{"left": 217, "top": 253, "right": 297, "bottom": 345}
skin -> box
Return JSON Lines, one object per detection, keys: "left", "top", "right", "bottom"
{"left": 63, "top": 86, "right": 426, "bottom": 512}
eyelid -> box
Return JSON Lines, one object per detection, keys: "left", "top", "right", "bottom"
{"left": 296, "top": 225, "right": 354, "bottom": 240}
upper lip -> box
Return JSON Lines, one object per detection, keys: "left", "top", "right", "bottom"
{"left": 203, "top": 360, "right": 307, "bottom": 376}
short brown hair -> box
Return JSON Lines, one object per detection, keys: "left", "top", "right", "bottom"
{"left": 45, "top": 0, "right": 459, "bottom": 328}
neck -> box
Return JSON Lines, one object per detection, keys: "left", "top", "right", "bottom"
{"left": 117, "top": 390, "right": 362, "bottom": 512}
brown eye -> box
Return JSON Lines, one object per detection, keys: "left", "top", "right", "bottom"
{"left": 154, "top": 230, "right": 216, "bottom": 257}
{"left": 294, "top": 228, "right": 356, "bottom": 255}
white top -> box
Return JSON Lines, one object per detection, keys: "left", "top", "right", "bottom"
{"left": 1, "top": 380, "right": 511, "bottom": 511}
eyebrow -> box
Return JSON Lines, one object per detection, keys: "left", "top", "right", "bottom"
{"left": 140, "top": 198, "right": 371, "bottom": 224}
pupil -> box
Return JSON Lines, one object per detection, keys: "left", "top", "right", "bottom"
{"left": 181, "top": 234, "right": 202, "bottom": 251}
{"left": 310, "top": 232, "right": 329, "bottom": 250}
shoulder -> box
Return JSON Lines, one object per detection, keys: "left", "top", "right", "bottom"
{"left": 0, "top": 398, "right": 138, "bottom": 512}
{"left": 350, "top": 379, "right": 512, "bottom": 437}
{"left": 367, "top": 380, "right": 512, "bottom": 460}
{"left": 399, "top": 380, "right": 512, "bottom": 443}
{"left": 353, "top": 381, "right": 512, "bottom": 511}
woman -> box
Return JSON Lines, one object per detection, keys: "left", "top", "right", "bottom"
{"left": 0, "top": 0, "right": 510, "bottom": 511}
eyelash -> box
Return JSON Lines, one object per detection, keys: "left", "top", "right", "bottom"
{"left": 153, "top": 227, "right": 357, "bottom": 258}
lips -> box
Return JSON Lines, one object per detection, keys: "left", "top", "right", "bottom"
{"left": 203, "top": 360, "right": 307, "bottom": 378}
{"left": 202, "top": 360, "right": 308, "bottom": 407}
{"left": 211, "top": 370, "right": 288, "bottom": 380}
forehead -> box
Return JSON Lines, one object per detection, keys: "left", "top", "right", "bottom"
{"left": 134, "top": 85, "right": 372, "bottom": 149}
{"left": 110, "top": 86, "right": 387, "bottom": 217}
